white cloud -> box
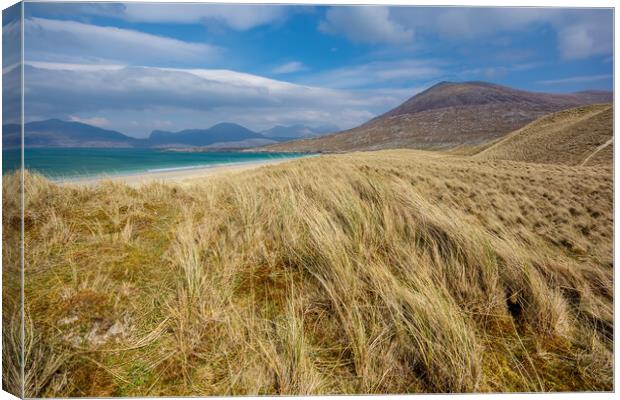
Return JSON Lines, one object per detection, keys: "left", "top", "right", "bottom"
{"left": 159, "top": 67, "right": 308, "bottom": 94}
{"left": 26, "top": 61, "right": 126, "bottom": 71}
{"left": 558, "top": 25, "right": 593, "bottom": 59}
{"left": 319, "top": 7, "right": 413, "bottom": 44}
{"left": 121, "top": 4, "right": 290, "bottom": 30}
{"left": 25, "top": 3, "right": 124, "bottom": 19}
{"left": 426, "top": 8, "right": 551, "bottom": 40}
{"left": 272, "top": 61, "right": 307, "bottom": 74}
{"left": 68, "top": 116, "right": 110, "bottom": 127}
{"left": 425, "top": 8, "right": 612, "bottom": 60}
{"left": 27, "top": 3, "right": 295, "bottom": 31}
{"left": 3, "top": 13, "right": 22, "bottom": 124}
{"left": 25, "top": 17, "right": 220, "bottom": 65}
{"left": 21, "top": 62, "right": 413, "bottom": 136}
{"left": 537, "top": 74, "right": 612, "bottom": 85}
{"left": 556, "top": 17, "right": 613, "bottom": 60}
{"left": 320, "top": 7, "right": 612, "bottom": 60}
{"left": 2, "top": 18, "right": 21, "bottom": 68}
{"left": 459, "top": 62, "right": 540, "bottom": 80}
{"left": 305, "top": 59, "right": 443, "bottom": 89}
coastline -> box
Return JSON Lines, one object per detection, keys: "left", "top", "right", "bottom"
{"left": 58, "top": 157, "right": 296, "bottom": 187}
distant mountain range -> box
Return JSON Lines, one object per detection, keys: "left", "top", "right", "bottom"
{"left": 1, "top": 120, "right": 334, "bottom": 149}
{"left": 148, "top": 123, "right": 268, "bottom": 148}
{"left": 263, "top": 81, "right": 613, "bottom": 152}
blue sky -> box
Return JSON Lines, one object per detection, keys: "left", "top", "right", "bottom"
{"left": 4, "top": 3, "right": 613, "bottom": 137}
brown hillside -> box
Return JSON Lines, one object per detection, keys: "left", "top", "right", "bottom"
{"left": 265, "top": 82, "right": 612, "bottom": 152}
{"left": 476, "top": 104, "right": 613, "bottom": 166}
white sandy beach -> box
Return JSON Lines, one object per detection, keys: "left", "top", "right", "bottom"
{"left": 59, "top": 157, "right": 294, "bottom": 187}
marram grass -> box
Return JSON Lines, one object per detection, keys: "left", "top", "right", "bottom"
{"left": 2, "top": 149, "right": 613, "bottom": 396}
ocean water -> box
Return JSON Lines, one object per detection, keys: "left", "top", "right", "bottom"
{"left": 2, "top": 148, "right": 309, "bottom": 180}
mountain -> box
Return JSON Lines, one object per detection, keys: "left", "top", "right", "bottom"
{"left": 261, "top": 124, "right": 338, "bottom": 140}
{"left": 147, "top": 122, "right": 265, "bottom": 148}
{"left": 476, "top": 103, "right": 613, "bottom": 166}
{"left": 376, "top": 81, "right": 609, "bottom": 118}
{"left": 2, "top": 119, "right": 139, "bottom": 148}
{"left": 263, "top": 81, "right": 613, "bottom": 152}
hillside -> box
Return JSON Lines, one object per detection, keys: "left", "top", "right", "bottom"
{"left": 3, "top": 149, "right": 612, "bottom": 396}
{"left": 263, "top": 82, "right": 612, "bottom": 152}
{"left": 378, "top": 81, "right": 609, "bottom": 118}
{"left": 476, "top": 104, "right": 613, "bottom": 166}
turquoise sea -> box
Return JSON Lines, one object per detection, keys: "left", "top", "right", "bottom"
{"left": 2, "top": 148, "right": 308, "bottom": 180}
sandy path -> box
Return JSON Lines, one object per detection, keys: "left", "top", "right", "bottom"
{"left": 58, "top": 158, "right": 294, "bottom": 187}
{"left": 580, "top": 138, "right": 613, "bottom": 166}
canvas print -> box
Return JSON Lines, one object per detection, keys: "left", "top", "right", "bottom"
{"left": 1, "top": 2, "right": 614, "bottom": 397}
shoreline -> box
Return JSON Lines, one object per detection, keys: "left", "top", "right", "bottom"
{"left": 58, "top": 157, "right": 296, "bottom": 187}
